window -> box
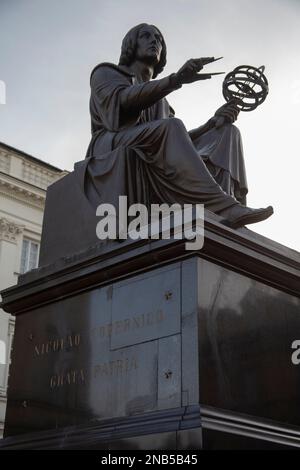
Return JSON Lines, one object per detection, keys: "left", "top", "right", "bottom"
{"left": 20, "top": 239, "right": 39, "bottom": 274}
{"left": 0, "top": 340, "right": 5, "bottom": 365}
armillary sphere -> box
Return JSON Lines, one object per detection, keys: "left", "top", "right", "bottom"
{"left": 222, "top": 65, "right": 269, "bottom": 112}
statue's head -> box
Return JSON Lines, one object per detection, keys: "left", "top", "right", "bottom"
{"left": 119, "top": 23, "right": 167, "bottom": 78}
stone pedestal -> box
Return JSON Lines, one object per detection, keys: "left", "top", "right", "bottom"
{"left": 1, "top": 212, "right": 300, "bottom": 449}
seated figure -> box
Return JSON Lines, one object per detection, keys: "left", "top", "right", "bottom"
{"left": 84, "top": 23, "right": 273, "bottom": 229}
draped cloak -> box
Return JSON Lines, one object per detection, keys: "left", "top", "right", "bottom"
{"left": 76, "top": 62, "right": 248, "bottom": 217}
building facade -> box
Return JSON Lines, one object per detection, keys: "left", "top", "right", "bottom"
{"left": 0, "top": 142, "right": 66, "bottom": 437}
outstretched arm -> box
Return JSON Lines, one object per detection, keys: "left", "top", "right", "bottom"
{"left": 119, "top": 57, "right": 218, "bottom": 113}
{"left": 91, "top": 65, "right": 183, "bottom": 117}
{"left": 90, "top": 60, "right": 225, "bottom": 131}
{"left": 119, "top": 75, "right": 182, "bottom": 112}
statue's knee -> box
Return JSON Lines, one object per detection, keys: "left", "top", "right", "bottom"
{"left": 167, "top": 117, "right": 186, "bottom": 131}
{"left": 231, "top": 123, "right": 240, "bottom": 134}
{"left": 222, "top": 122, "right": 241, "bottom": 137}
{"left": 226, "top": 123, "right": 240, "bottom": 135}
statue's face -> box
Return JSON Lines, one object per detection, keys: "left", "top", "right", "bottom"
{"left": 135, "top": 25, "right": 163, "bottom": 65}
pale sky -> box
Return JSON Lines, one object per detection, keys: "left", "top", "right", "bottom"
{"left": 0, "top": 0, "right": 299, "bottom": 252}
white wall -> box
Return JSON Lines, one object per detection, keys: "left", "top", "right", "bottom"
{"left": 0, "top": 144, "right": 64, "bottom": 438}
{"left": 0, "top": 313, "right": 14, "bottom": 438}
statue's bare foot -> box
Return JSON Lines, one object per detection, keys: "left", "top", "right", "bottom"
{"left": 218, "top": 204, "right": 274, "bottom": 229}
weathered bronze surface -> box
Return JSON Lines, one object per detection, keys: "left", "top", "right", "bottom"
{"left": 38, "top": 24, "right": 275, "bottom": 266}
{"left": 82, "top": 23, "right": 273, "bottom": 225}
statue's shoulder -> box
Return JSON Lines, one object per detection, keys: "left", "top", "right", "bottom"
{"left": 90, "top": 62, "right": 134, "bottom": 84}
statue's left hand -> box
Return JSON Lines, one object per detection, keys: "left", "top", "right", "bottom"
{"left": 212, "top": 99, "right": 240, "bottom": 128}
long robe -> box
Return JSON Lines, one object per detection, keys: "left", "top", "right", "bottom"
{"left": 78, "top": 62, "right": 247, "bottom": 217}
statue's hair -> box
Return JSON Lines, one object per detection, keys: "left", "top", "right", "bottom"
{"left": 118, "top": 23, "right": 167, "bottom": 79}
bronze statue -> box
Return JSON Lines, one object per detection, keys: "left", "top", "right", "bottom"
{"left": 84, "top": 23, "right": 273, "bottom": 229}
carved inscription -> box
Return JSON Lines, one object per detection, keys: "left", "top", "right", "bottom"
{"left": 92, "top": 309, "right": 164, "bottom": 338}
{"left": 48, "top": 358, "right": 138, "bottom": 390}
{"left": 34, "top": 334, "right": 81, "bottom": 356}
{"left": 94, "top": 357, "right": 138, "bottom": 378}
{"left": 50, "top": 369, "right": 85, "bottom": 389}
{"left": 31, "top": 307, "right": 164, "bottom": 390}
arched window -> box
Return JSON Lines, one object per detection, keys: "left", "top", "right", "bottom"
{"left": 0, "top": 340, "right": 6, "bottom": 364}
